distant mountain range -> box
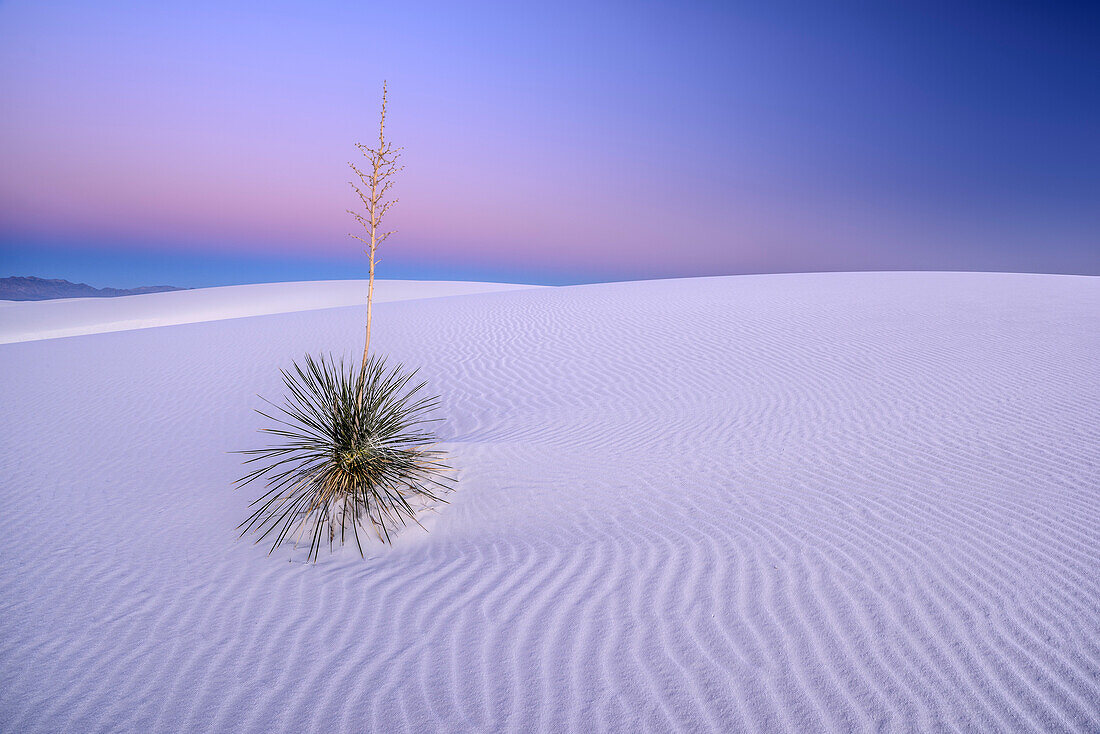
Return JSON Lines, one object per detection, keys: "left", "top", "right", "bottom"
{"left": 0, "top": 276, "right": 187, "bottom": 301}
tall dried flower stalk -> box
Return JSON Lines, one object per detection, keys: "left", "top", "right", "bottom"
{"left": 348, "top": 81, "right": 404, "bottom": 372}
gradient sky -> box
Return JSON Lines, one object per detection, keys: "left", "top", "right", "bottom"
{"left": 1, "top": 0, "right": 1098, "bottom": 287}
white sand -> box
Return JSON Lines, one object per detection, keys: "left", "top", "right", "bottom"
{"left": 0, "top": 279, "right": 535, "bottom": 344}
{"left": 0, "top": 272, "right": 1097, "bottom": 732}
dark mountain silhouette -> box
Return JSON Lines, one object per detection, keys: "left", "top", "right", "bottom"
{"left": 0, "top": 276, "right": 187, "bottom": 301}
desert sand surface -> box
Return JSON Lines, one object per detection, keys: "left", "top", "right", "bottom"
{"left": 1, "top": 272, "right": 1098, "bottom": 732}
{"left": 0, "top": 279, "right": 535, "bottom": 344}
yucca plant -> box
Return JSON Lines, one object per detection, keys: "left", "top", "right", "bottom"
{"left": 236, "top": 353, "right": 452, "bottom": 561}
{"left": 237, "top": 83, "right": 450, "bottom": 560}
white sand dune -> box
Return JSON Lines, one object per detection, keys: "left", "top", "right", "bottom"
{"left": 0, "top": 279, "right": 535, "bottom": 344}
{"left": 1, "top": 272, "right": 1098, "bottom": 733}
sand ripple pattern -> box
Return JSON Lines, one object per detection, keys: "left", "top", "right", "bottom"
{"left": 1, "top": 272, "right": 1098, "bottom": 732}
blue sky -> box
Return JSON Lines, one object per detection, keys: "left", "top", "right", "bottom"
{"left": 1, "top": 0, "right": 1097, "bottom": 287}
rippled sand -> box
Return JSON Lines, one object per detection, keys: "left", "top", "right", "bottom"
{"left": 1, "top": 272, "right": 1097, "bottom": 732}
